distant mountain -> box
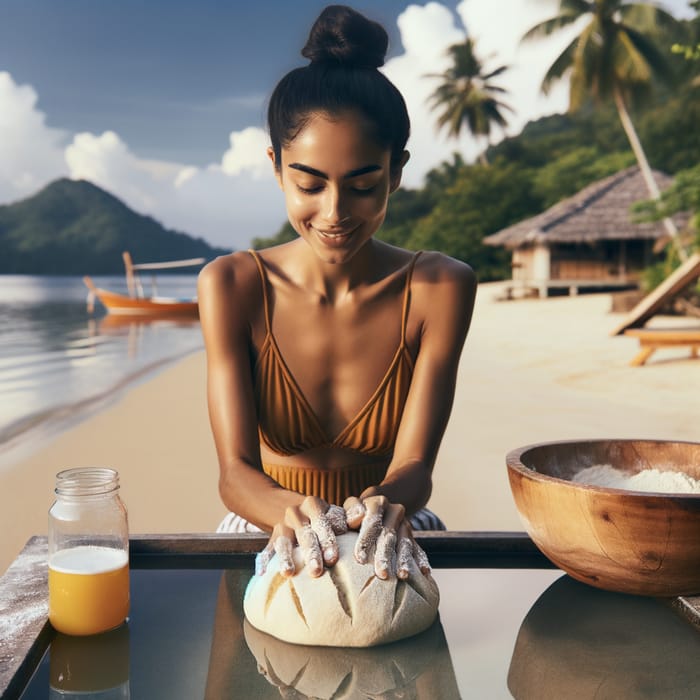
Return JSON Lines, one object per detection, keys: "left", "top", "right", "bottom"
{"left": 0, "top": 178, "right": 230, "bottom": 274}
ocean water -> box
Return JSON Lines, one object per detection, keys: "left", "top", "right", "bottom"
{"left": 0, "top": 274, "right": 204, "bottom": 469}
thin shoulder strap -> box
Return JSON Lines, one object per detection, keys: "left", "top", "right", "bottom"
{"left": 400, "top": 251, "right": 422, "bottom": 343}
{"left": 247, "top": 249, "right": 272, "bottom": 334}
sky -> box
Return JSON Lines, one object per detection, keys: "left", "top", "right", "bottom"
{"left": 0, "top": 0, "right": 695, "bottom": 251}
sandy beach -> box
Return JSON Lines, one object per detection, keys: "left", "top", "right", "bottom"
{"left": 2, "top": 281, "right": 699, "bottom": 574}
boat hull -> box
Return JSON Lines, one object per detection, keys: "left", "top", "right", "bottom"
{"left": 92, "top": 288, "right": 199, "bottom": 317}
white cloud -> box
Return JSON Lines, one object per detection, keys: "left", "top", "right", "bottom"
{"left": 220, "top": 127, "right": 271, "bottom": 178}
{"left": 65, "top": 128, "right": 283, "bottom": 249}
{"left": 0, "top": 71, "right": 68, "bottom": 202}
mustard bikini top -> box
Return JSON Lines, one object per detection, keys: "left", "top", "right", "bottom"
{"left": 249, "top": 249, "right": 422, "bottom": 503}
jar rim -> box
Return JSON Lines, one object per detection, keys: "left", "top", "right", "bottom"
{"left": 55, "top": 467, "right": 119, "bottom": 496}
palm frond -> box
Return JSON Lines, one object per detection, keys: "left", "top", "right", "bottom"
{"left": 561, "top": 0, "right": 593, "bottom": 14}
{"left": 623, "top": 25, "right": 674, "bottom": 81}
{"left": 483, "top": 65, "right": 509, "bottom": 80}
{"left": 522, "top": 13, "right": 583, "bottom": 43}
{"left": 615, "top": 31, "right": 652, "bottom": 83}
{"left": 425, "top": 35, "right": 513, "bottom": 144}
{"left": 541, "top": 36, "right": 579, "bottom": 94}
{"left": 483, "top": 84, "right": 510, "bottom": 95}
{"left": 620, "top": 3, "right": 679, "bottom": 32}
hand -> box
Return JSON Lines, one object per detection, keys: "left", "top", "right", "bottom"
{"left": 343, "top": 494, "right": 432, "bottom": 580}
{"left": 255, "top": 497, "right": 348, "bottom": 579}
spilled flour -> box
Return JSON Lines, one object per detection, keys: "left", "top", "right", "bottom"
{"left": 572, "top": 464, "right": 700, "bottom": 494}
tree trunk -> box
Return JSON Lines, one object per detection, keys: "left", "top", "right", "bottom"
{"left": 613, "top": 87, "right": 687, "bottom": 262}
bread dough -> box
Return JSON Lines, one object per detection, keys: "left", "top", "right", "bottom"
{"left": 243, "top": 531, "right": 440, "bottom": 647}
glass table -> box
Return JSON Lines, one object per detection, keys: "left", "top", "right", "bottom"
{"left": 3, "top": 534, "right": 700, "bottom": 699}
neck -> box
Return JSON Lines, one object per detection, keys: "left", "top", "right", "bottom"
{"left": 298, "top": 239, "right": 382, "bottom": 304}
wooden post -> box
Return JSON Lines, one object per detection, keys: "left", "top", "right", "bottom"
{"left": 122, "top": 251, "right": 136, "bottom": 298}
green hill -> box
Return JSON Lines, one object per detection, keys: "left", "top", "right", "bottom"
{"left": 0, "top": 178, "right": 230, "bottom": 274}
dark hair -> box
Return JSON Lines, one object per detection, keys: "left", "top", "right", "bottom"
{"left": 267, "top": 5, "right": 410, "bottom": 169}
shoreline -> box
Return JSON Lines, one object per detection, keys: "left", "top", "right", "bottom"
{"left": 0, "top": 348, "right": 202, "bottom": 472}
{"left": 1, "top": 350, "right": 221, "bottom": 575}
{"left": 2, "top": 281, "right": 699, "bottom": 575}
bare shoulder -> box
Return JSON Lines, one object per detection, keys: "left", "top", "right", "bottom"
{"left": 197, "top": 250, "right": 264, "bottom": 329}
{"left": 198, "top": 250, "right": 257, "bottom": 293}
{"left": 413, "top": 251, "right": 477, "bottom": 299}
{"left": 406, "top": 251, "right": 477, "bottom": 348}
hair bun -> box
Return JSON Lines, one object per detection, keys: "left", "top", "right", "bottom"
{"left": 301, "top": 5, "right": 388, "bottom": 69}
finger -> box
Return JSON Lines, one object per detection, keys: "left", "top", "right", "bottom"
{"left": 373, "top": 503, "right": 403, "bottom": 579}
{"left": 382, "top": 502, "right": 405, "bottom": 532}
{"left": 326, "top": 504, "right": 348, "bottom": 534}
{"left": 343, "top": 496, "right": 365, "bottom": 529}
{"left": 396, "top": 536, "right": 414, "bottom": 580}
{"left": 396, "top": 519, "right": 414, "bottom": 579}
{"left": 255, "top": 543, "right": 274, "bottom": 577}
{"left": 414, "top": 540, "right": 432, "bottom": 575}
{"left": 354, "top": 496, "right": 386, "bottom": 565}
{"left": 310, "top": 512, "right": 339, "bottom": 566}
{"left": 273, "top": 535, "right": 295, "bottom": 577}
{"left": 295, "top": 523, "right": 324, "bottom": 577}
{"left": 298, "top": 495, "right": 329, "bottom": 520}
{"left": 374, "top": 527, "right": 397, "bottom": 580}
{"left": 297, "top": 497, "right": 340, "bottom": 566}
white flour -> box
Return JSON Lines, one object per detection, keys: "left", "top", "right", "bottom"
{"left": 572, "top": 464, "right": 700, "bottom": 494}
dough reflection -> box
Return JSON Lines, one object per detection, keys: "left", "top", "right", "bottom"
{"left": 244, "top": 616, "right": 461, "bottom": 700}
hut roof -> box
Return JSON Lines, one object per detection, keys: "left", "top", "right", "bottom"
{"left": 484, "top": 166, "right": 685, "bottom": 249}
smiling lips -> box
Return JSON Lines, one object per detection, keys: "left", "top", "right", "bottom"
{"left": 313, "top": 225, "right": 355, "bottom": 241}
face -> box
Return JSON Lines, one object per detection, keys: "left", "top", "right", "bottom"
{"left": 269, "top": 111, "right": 408, "bottom": 265}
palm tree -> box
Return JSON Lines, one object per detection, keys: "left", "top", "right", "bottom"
{"left": 522, "top": 0, "right": 686, "bottom": 258}
{"left": 426, "top": 38, "right": 513, "bottom": 166}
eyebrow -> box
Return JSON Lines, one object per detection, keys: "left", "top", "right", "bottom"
{"left": 288, "top": 163, "right": 382, "bottom": 179}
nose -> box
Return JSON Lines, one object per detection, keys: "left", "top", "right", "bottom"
{"left": 321, "top": 186, "right": 350, "bottom": 225}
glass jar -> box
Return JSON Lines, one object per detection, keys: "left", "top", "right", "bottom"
{"left": 48, "top": 467, "right": 130, "bottom": 636}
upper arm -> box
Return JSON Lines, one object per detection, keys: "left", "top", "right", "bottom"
{"left": 389, "top": 253, "right": 477, "bottom": 473}
{"left": 197, "top": 254, "right": 262, "bottom": 473}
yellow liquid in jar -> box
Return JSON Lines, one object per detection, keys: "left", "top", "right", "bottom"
{"left": 49, "top": 546, "right": 129, "bottom": 636}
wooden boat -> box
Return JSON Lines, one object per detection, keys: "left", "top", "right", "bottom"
{"left": 84, "top": 252, "right": 204, "bottom": 317}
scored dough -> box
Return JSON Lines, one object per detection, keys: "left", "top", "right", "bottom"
{"left": 243, "top": 530, "right": 440, "bottom": 647}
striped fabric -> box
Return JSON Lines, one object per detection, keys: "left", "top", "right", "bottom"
{"left": 250, "top": 249, "right": 421, "bottom": 459}
{"left": 261, "top": 461, "right": 388, "bottom": 511}
{"left": 409, "top": 507, "right": 446, "bottom": 531}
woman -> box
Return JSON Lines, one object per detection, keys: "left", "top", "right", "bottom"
{"left": 198, "top": 5, "right": 476, "bottom": 581}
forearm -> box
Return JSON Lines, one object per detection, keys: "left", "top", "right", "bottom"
{"left": 360, "top": 460, "right": 432, "bottom": 516}
{"left": 219, "top": 460, "right": 306, "bottom": 532}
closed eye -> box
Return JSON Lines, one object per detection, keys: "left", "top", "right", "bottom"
{"left": 296, "top": 184, "right": 376, "bottom": 195}
{"left": 296, "top": 184, "right": 323, "bottom": 194}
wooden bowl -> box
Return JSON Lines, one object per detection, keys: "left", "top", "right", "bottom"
{"left": 506, "top": 439, "right": 700, "bottom": 596}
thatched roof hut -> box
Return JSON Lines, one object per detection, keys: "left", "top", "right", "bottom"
{"left": 484, "top": 166, "right": 680, "bottom": 249}
{"left": 484, "top": 166, "right": 687, "bottom": 297}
